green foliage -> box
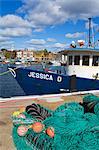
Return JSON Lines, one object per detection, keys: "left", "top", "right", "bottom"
{"left": 3, "top": 50, "right": 16, "bottom": 59}
{"left": 1, "top": 48, "right": 7, "bottom": 51}
{"left": 4, "top": 51, "right": 11, "bottom": 59}
{"left": 43, "top": 49, "right": 48, "bottom": 53}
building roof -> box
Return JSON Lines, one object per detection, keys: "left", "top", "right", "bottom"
{"left": 59, "top": 48, "right": 99, "bottom": 54}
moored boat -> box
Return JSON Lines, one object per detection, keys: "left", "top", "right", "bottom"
{"left": 8, "top": 48, "right": 99, "bottom": 95}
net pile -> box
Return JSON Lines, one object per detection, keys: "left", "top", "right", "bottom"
{"left": 12, "top": 94, "right": 99, "bottom": 150}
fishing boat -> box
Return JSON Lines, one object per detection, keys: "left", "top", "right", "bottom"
{"left": 8, "top": 18, "right": 99, "bottom": 96}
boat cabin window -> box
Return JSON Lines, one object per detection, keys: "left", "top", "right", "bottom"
{"left": 68, "top": 56, "right": 72, "bottom": 65}
{"left": 74, "top": 55, "right": 80, "bottom": 65}
{"left": 82, "top": 55, "right": 89, "bottom": 66}
{"left": 92, "top": 56, "right": 99, "bottom": 66}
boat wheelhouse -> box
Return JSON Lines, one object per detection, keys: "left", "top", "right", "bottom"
{"left": 60, "top": 49, "right": 99, "bottom": 80}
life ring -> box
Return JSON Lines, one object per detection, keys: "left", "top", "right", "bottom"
{"left": 57, "top": 76, "right": 62, "bottom": 82}
{"left": 8, "top": 68, "right": 16, "bottom": 78}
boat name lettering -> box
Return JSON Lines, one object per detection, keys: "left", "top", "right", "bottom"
{"left": 28, "top": 72, "right": 53, "bottom": 81}
{"left": 57, "top": 76, "right": 62, "bottom": 82}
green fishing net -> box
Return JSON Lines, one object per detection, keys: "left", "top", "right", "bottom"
{"left": 83, "top": 94, "right": 99, "bottom": 103}
{"left": 12, "top": 94, "right": 99, "bottom": 150}
{"left": 94, "top": 103, "right": 99, "bottom": 118}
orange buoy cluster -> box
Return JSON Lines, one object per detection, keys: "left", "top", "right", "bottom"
{"left": 15, "top": 106, "right": 55, "bottom": 138}
{"left": 32, "top": 122, "right": 55, "bottom": 138}
{"left": 17, "top": 121, "right": 55, "bottom": 138}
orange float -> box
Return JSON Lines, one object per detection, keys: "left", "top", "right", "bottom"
{"left": 46, "top": 127, "right": 55, "bottom": 138}
{"left": 78, "top": 40, "right": 85, "bottom": 47}
{"left": 32, "top": 122, "right": 44, "bottom": 133}
{"left": 17, "top": 125, "right": 28, "bottom": 136}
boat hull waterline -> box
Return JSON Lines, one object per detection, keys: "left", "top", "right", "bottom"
{"left": 8, "top": 67, "right": 99, "bottom": 96}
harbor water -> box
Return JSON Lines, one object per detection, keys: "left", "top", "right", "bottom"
{"left": 0, "top": 64, "right": 26, "bottom": 98}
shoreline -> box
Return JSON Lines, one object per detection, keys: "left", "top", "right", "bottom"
{"left": 1, "top": 89, "right": 99, "bottom": 102}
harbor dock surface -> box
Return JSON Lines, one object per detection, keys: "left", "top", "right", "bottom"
{"left": 0, "top": 91, "right": 99, "bottom": 150}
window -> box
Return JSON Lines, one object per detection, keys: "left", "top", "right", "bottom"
{"left": 74, "top": 55, "right": 80, "bottom": 65}
{"left": 68, "top": 56, "right": 72, "bottom": 65}
{"left": 82, "top": 55, "right": 89, "bottom": 66}
{"left": 92, "top": 56, "right": 99, "bottom": 66}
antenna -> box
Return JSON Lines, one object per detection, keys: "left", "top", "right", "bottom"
{"left": 88, "top": 18, "right": 92, "bottom": 47}
{"left": 92, "top": 24, "right": 95, "bottom": 48}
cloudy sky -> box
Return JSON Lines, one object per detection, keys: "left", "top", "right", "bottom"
{"left": 0, "top": 0, "right": 99, "bottom": 51}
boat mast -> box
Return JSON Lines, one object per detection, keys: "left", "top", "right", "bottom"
{"left": 88, "top": 18, "right": 92, "bottom": 47}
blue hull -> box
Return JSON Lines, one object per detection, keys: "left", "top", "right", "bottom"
{"left": 15, "top": 68, "right": 70, "bottom": 95}
{"left": 13, "top": 67, "right": 99, "bottom": 95}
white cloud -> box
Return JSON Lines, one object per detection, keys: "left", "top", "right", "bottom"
{"left": 0, "top": 41, "right": 14, "bottom": 47}
{"left": 17, "top": 0, "right": 99, "bottom": 28}
{"left": 0, "top": 28, "right": 32, "bottom": 37}
{"left": 0, "top": 15, "right": 31, "bottom": 28}
{"left": 27, "top": 39, "right": 46, "bottom": 45}
{"left": 65, "top": 32, "right": 84, "bottom": 38}
{"left": 0, "top": 35, "right": 14, "bottom": 49}
{"left": 0, "top": 15, "right": 32, "bottom": 38}
{"left": 33, "top": 28, "right": 44, "bottom": 32}
{"left": 0, "top": 36, "right": 11, "bottom": 42}
{"left": 53, "top": 42, "right": 66, "bottom": 48}
{"left": 47, "top": 38, "right": 56, "bottom": 42}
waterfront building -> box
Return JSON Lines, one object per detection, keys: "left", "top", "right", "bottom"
{"left": 16, "top": 50, "right": 35, "bottom": 62}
